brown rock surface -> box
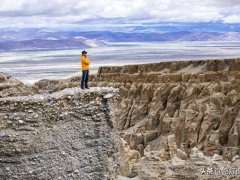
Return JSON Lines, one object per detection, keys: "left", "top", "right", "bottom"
{"left": 92, "top": 59, "right": 240, "bottom": 179}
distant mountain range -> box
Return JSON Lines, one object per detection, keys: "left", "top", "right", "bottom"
{"left": 0, "top": 38, "right": 106, "bottom": 51}
{"left": 0, "top": 30, "right": 106, "bottom": 51}
{"left": 0, "top": 28, "right": 240, "bottom": 51}
{"left": 79, "top": 31, "right": 240, "bottom": 42}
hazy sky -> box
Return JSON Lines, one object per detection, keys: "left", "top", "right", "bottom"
{"left": 1, "top": 0, "right": 240, "bottom": 31}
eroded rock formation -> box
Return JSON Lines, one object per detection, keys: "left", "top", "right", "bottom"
{"left": 91, "top": 59, "right": 240, "bottom": 179}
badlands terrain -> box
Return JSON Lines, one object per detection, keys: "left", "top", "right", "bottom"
{"left": 0, "top": 59, "right": 240, "bottom": 179}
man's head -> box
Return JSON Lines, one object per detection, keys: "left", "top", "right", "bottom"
{"left": 82, "top": 50, "right": 87, "bottom": 56}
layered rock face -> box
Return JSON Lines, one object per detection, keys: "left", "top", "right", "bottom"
{"left": 91, "top": 59, "right": 240, "bottom": 179}
{"left": 0, "top": 87, "right": 119, "bottom": 180}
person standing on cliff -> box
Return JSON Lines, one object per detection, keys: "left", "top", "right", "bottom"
{"left": 81, "top": 50, "right": 90, "bottom": 89}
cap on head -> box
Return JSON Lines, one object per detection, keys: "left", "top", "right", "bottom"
{"left": 82, "top": 50, "right": 87, "bottom": 55}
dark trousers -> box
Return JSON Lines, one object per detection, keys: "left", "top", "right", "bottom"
{"left": 81, "top": 70, "right": 89, "bottom": 88}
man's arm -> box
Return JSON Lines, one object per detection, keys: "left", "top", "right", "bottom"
{"left": 82, "top": 57, "right": 90, "bottom": 65}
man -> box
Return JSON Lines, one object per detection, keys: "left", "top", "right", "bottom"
{"left": 81, "top": 50, "right": 90, "bottom": 89}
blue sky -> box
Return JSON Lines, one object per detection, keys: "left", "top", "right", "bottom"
{"left": 1, "top": 0, "right": 240, "bottom": 32}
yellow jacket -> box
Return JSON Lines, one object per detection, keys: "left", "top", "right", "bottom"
{"left": 81, "top": 55, "right": 90, "bottom": 70}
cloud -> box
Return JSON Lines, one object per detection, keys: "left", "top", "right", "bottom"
{"left": 0, "top": 0, "right": 240, "bottom": 29}
{"left": 224, "top": 15, "right": 240, "bottom": 23}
